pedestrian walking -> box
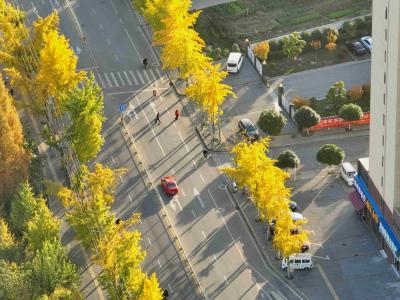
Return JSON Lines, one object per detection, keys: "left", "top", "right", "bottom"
{"left": 154, "top": 112, "right": 160, "bottom": 124}
{"left": 142, "top": 57, "right": 148, "bottom": 69}
{"left": 152, "top": 84, "right": 157, "bottom": 97}
{"left": 174, "top": 109, "right": 180, "bottom": 121}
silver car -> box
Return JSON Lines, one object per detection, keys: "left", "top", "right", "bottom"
{"left": 360, "top": 36, "right": 372, "bottom": 53}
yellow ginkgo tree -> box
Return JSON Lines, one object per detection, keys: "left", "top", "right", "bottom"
{"left": 186, "top": 62, "right": 235, "bottom": 143}
{"left": 153, "top": 0, "right": 208, "bottom": 80}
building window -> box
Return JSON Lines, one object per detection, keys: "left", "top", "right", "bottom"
{"left": 383, "top": 114, "right": 385, "bottom": 125}
{"left": 385, "top": 7, "right": 388, "bottom": 19}
{"left": 385, "top": 51, "right": 387, "bottom": 62}
{"left": 381, "top": 176, "right": 384, "bottom": 187}
{"left": 382, "top": 135, "right": 385, "bottom": 146}
{"left": 384, "top": 72, "right": 386, "bottom": 84}
{"left": 385, "top": 29, "right": 387, "bottom": 41}
{"left": 382, "top": 156, "right": 384, "bottom": 166}
{"left": 384, "top": 93, "right": 386, "bottom": 105}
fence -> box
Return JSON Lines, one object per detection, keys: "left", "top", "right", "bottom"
{"left": 308, "top": 112, "right": 370, "bottom": 132}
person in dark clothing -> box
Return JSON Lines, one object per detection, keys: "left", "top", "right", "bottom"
{"left": 154, "top": 112, "right": 160, "bottom": 124}
{"left": 202, "top": 149, "right": 209, "bottom": 159}
{"left": 142, "top": 57, "right": 148, "bottom": 69}
{"left": 174, "top": 109, "right": 180, "bottom": 120}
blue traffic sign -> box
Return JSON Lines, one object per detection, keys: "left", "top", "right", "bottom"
{"left": 119, "top": 104, "right": 125, "bottom": 112}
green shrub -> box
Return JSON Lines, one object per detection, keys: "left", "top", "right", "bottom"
{"left": 322, "top": 28, "right": 338, "bottom": 46}
{"left": 231, "top": 43, "right": 241, "bottom": 52}
{"left": 269, "top": 39, "right": 282, "bottom": 51}
{"left": 257, "top": 109, "right": 287, "bottom": 136}
{"left": 275, "top": 150, "right": 300, "bottom": 169}
{"left": 311, "top": 29, "right": 322, "bottom": 41}
{"left": 316, "top": 144, "right": 345, "bottom": 166}
{"left": 301, "top": 31, "right": 312, "bottom": 42}
{"left": 294, "top": 106, "right": 321, "bottom": 130}
{"left": 339, "top": 103, "right": 364, "bottom": 121}
{"left": 342, "top": 20, "right": 357, "bottom": 37}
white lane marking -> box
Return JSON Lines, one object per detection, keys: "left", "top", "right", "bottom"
{"left": 128, "top": 194, "right": 133, "bottom": 202}
{"left": 200, "top": 174, "right": 206, "bottom": 183}
{"left": 97, "top": 73, "right": 106, "bottom": 88}
{"left": 147, "top": 237, "right": 152, "bottom": 246}
{"left": 124, "top": 28, "right": 142, "bottom": 60}
{"left": 117, "top": 72, "right": 126, "bottom": 86}
{"left": 180, "top": 188, "right": 186, "bottom": 197}
{"left": 111, "top": 156, "right": 116, "bottom": 164}
{"left": 134, "top": 95, "right": 166, "bottom": 156}
{"left": 114, "top": 54, "right": 120, "bottom": 62}
{"left": 149, "top": 69, "right": 157, "bottom": 81}
{"left": 213, "top": 254, "right": 217, "bottom": 261}
{"left": 106, "top": 38, "right": 111, "bottom": 45}
{"left": 41, "top": 0, "right": 45, "bottom": 5}
{"left": 313, "top": 255, "right": 330, "bottom": 260}
{"left": 317, "top": 265, "right": 340, "bottom": 300}
{"left": 157, "top": 259, "right": 162, "bottom": 269}
{"left": 129, "top": 70, "right": 139, "bottom": 85}
{"left": 192, "top": 160, "right": 197, "bottom": 168}
{"left": 123, "top": 71, "right": 132, "bottom": 86}
{"left": 104, "top": 73, "right": 113, "bottom": 87}
{"left": 192, "top": 209, "right": 196, "bottom": 217}
{"left": 143, "top": 69, "right": 151, "bottom": 82}
{"left": 99, "top": 23, "right": 103, "bottom": 30}
{"left": 110, "top": 1, "right": 118, "bottom": 15}
{"left": 178, "top": 132, "right": 189, "bottom": 153}
{"left": 168, "top": 284, "right": 173, "bottom": 293}
{"left": 91, "top": 8, "right": 96, "bottom": 15}
{"left": 135, "top": 70, "right": 145, "bottom": 84}
{"left": 170, "top": 198, "right": 183, "bottom": 211}
{"left": 110, "top": 72, "right": 119, "bottom": 87}
{"left": 155, "top": 68, "right": 163, "bottom": 78}
{"left": 149, "top": 102, "right": 157, "bottom": 114}
{"left": 119, "top": 18, "right": 123, "bottom": 24}
{"left": 119, "top": 175, "right": 124, "bottom": 183}
{"left": 171, "top": 169, "right": 175, "bottom": 175}
{"left": 202, "top": 231, "right": 206, "bottom": 239}
{"left": 193, "top": 187, "right": 205, "bottom": 209}
{"left": 224, "top": 276, "right": 229, "bottom": 285}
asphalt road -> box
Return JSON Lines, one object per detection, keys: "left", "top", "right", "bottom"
{"left": 16, "top": 0, "right": 198, "bottom": 298}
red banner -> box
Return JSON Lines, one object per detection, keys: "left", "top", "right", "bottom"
{"left": 307, "top": 112, "right": 370, "bottom": 132}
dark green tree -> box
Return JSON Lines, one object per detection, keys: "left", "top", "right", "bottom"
{"left": 275, "top": 150, "right": 300, "bottom": 170}
{"left": 316, "top": 144, "right": 345, "bottom": 167}
{"left": 339, "top": 103, "right": 364, "bottom": 130}
{"left": 294, "top": 106, "right": 321, "bottom": 131}
{"left": 326, "top": 81, "right": 347, "bottom": 113}
{"left": 257, "top": 109, "right": 287, "bottom": 136}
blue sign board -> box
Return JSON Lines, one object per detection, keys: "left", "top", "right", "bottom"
{"left": 119, "top": 104, "right": 125, "bottom": 112}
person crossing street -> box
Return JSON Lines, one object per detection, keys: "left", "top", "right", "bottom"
{"left": 174, "top": 109, "right": 180, "bottom": 121}
{"left": 154, "top": 112, "right": 161, "bottom": 124}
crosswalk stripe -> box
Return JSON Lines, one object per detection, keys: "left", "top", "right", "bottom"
{"left": 117, "top": 72, "right": 126, "bottom": 86}
{"left": 155, "top": 68, "right": 163, "bottom": 78}
{"left": 135, "top": 70, "right": 145, "bottom": 84}
{"left": 129, "top": 70, "right": 139, "bottom": 85}
{"left": 110, "top": 72, "right": 119, "bottom": 87}
{"left": 142, "top": 69, "right": 151, "bottom": 82}
{"left": 104, "top": 73, "right": 113, "bottom": 87}
{"left": 97, "top": 73, "right": 106, "bottom": 88}
{"left": 149, "top": 69, "right": 157, "bottom": 81}
{"left": 123, "top": 71, "right": 132, "bottom": 86}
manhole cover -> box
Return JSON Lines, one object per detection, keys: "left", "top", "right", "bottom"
{"left": 219, "top": 184, "right": 227, "bottom": 190}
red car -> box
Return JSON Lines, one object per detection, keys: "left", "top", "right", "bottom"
{"left": 160, "top": 176, "right": 178, "bottom": 196}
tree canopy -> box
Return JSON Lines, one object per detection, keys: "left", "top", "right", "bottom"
{"left": 316, "top": 144, "right": 345, "bottom": 166}
{"left": 257, "top": 109, "right": 286, "bottom": 136}
{"left": 294, "top": 106, "right": 320, "bottom": 130}
{"left": 275, "top": 150, "right": 300, "bottom": 170}
{"left": 282, "top": 32, "right": 306, "bottom": 61}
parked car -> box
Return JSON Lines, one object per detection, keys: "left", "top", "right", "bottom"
{"left": 160, "top": 176, "right": 178, "bottom": 196}
{"left": 346, "top": 41, "right": 367, "bottom": 55}
{"left": 289, "top": 201, "right": 297, "bottom": 211}
{"left": 238, "top": 118, "right": 260, "bottom": 141}
{"left": 281, "top": 253, "right": 313, "bottom": 271}
{"left": 301, "top": 241, "right": 310, "bottom": 253}
{"left": 340, "top": 162, "right": 357, "bottom": 186}
{"left": 226, "top": 52, "right": 244, "bottom": 73}
{"left": 360, "top": 36, "right": 372, "bottom": 52}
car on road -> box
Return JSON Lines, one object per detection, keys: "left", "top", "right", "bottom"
{"left": 281, "top": 253, "right": 313, "bottom": 271}
{"left": 360, "top": 36, "right": 372, "bottom": 52}
{"left": 346, "top": 41, "right": 367, "bottom": 55}
{"left": 227, "top": 52, "right": 244, "bottom": 73}
{"left": 340, "top": 162, "right": 357, "bottom": 186}
{"left": 238, "top": 118, "right": 260, "bottom": 141}
{"left": 160, "top": 176, "right": 178, "bottom": 196}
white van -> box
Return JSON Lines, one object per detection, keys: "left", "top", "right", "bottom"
{"left": 227, "top": 52, "right": 244, "bottom": 73}
{"left": 281, "top": 253, "right": 313, "bottom": 271}
{"left": 340, "top": 162, "right": 357, "bottom": 186}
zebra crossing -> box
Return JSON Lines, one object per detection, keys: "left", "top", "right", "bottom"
{"left": 95, "top": 67, "right": 164, "bottom": 89}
